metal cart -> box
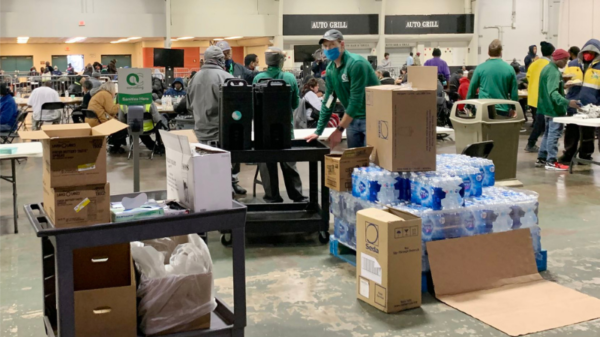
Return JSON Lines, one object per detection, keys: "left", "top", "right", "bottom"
{"left": 24, "top": 190, "right": 247, "bottom": 337}
{"left": 227, "top": 140, "right": 330, "bottom": 245}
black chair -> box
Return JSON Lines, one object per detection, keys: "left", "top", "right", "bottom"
{"left": 82, "top": 109, "right": 99, "bottom": 123}
{"left": 39, "top": 102, "right": 66, "bottom": 127}
{"left": 0, "top": 111, "right": 28, "bottom": 144}
{"left": 128, "top": 112, "right": 161, "bottom": 160}
{"left": 462, "top": 140, "right": 494, "bottom": 158}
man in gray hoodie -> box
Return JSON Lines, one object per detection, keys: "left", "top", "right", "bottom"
{"left": 187, "top": 46, "right": 246, "bottom": 195}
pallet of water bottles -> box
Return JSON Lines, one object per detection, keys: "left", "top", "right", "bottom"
{"left": 329, "top": 154, "right": 547, "bottom": 285}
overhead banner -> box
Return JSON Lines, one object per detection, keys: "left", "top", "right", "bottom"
{"left": 117, "top": 68, "right": 152, "bottom": 106}
{"left": 283, "top": 14, "right": 379, "bottom": 36}
{"left": 385, "top": 14, "right": 475, "bottom": 35}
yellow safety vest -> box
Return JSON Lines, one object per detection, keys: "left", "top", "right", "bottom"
{"left": 120, "top": 104, "right": 154, "bottom": 132}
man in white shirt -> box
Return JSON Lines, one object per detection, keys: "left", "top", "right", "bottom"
{"left": 407, "top": 52, "right": 414, "bottom": 66}
{"left": 28, "top": 81, "right": 61, "bottom": 130}
{"left": 380, "top": 52, "right": 392, "bottom": 69}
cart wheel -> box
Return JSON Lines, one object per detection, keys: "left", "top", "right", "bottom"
{"left": 221, "top": 233, "right": 232, "bottom": 246}
{"left": 318, "top": 231, "right": 330, "bottom": 244}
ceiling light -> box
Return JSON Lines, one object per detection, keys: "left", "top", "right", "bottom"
{"left": 110, "top": 41, "right": 120, "bottom": 44}
{"left": 177, "top": 37, "right": 194, "bottom": 40}
{"left": 127, "top": 37, "right": 141, "bottom": 40}
{"left": 66, "top": 37, "right": 86, "bottom": 43}
{"left": 17, "top": 37, "right": 29, "bottom": 43}
{"left": 213, "top": 38, "right": 224, "bottom": 41}
{"left": 225, "top": 36, "right": 243, "bottom": 40}
{"left": 170, "top": 38, "right": 178, "bottom": 42}
{"left": 117, "top": 39, "right": 129, "bottom": 42}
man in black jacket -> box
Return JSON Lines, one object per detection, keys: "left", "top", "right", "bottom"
{"left": 216, "top": 40, "right": 255, "bottom": 84}
{"left": 311, "top": 49, "right": 328, "bottom": 78}
{"left": 72, "top": 80, "right": 93, "bottom": 123}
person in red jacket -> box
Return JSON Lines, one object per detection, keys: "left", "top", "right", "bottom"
{"left": 457, "top": 69, "right": 474, "bottom": 110}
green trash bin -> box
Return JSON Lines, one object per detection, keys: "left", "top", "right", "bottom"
{"left": 450, "top": 99, "right": 525, "bottom": 182}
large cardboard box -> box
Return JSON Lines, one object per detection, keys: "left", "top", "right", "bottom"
{"left": 356, "top": 208, "right": 422, "bottom": 313}
{"left": 43, "top": 183, "right": 110, "bottom": 228}
{"left": 366, "top": 66, "right": 437, "bottom": 172}
{"left": 325, "top": 146, "right": 373, "bottom": 192}
{"left": 73, "top": 243, "right": 132, "bottom": 291}
{"left": 160, "top": 130, "right": 232, "bottom": 212}
{"left": 428, "top": 229, "right": 600, "bottom": 336}
{"left": 19, "top": 120, "right": 127, "bottom": 188}
{"left": 74, "top": 259, "right": 137, "bottom": 337}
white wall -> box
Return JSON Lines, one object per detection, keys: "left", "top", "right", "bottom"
{"left": 170, "top": 0, "right": 278, "bottom": 37}
{"left": 0, "top": 0, "right": 166, "bottom": 37}
{"left": 386, "top": 0, "right": 465, "bottom": 15}
{"left": 477, "top": 0, "right": 558, "bottom": 65}
{"left": 283, "top": 0, "right": 380, "bottom": 14}
{"left": 558, "top": 0, "right": 600, "bottom": 50}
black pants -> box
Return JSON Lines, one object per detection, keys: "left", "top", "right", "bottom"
{"left": 562, "top": 124, "right": 596, "bottom": 161}
{"left": 259, "top": 162, "right": 304, "bottom": 202}
{"left": 527, "top": 107, "right": 545, "bottom": 147}
{"left": 108, "top": 129, "right": 129, "bottom": 148}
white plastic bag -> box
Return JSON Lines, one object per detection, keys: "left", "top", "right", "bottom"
{"left": 131, "top": 234, "right": 217, "bottom": 335}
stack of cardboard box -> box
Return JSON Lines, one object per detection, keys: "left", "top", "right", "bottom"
{"left": 20, "top": 120, "right": 136, "bottom": 336}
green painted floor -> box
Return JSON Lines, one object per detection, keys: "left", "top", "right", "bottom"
{"left": 2, "top": 132, "right": 600, "bottom": 337}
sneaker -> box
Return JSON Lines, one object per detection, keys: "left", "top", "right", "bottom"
{"left": 232, "top": 183, "right": 247, "bottom": 195}
{"left": 525, "top": 145, "right": 539, "bottom": 153}
{"left": 545, "top": 161, "right": 569, "bottom": 171}
{"left": 535, "top": 159, "right": 546, "bottom": 167}
{"left": 520, "top": 127, "right": 527, "bottom": 133}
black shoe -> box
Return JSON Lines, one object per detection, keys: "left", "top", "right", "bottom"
{"left": 263, "top": 196, "right": 284, "bottom": 203}
{"left": 525, "top": 145, "right": 539, "bottom": 153}
{"left": 535, "top": 158, "right": 546, "bottom": 167}
{"left": 293, "top": 197, "right": 309, "bottom": 203}
{"left": 232, "top": 183, "right": 247, "bottom": 195}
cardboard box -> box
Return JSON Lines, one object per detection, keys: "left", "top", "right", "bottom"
{"left": 366, "top": 66, "right": 437, "bottom": 172}
{"left": 160, "top": 130, "right": 232, "bottom": 213}
{"left": 325, "top": 147, "right": 373, "bottom": 192}
{"left": 356, "top": 208, "right": 422, "bottom": 313}
{"left": 19, "top": 120, "right": 127, "bottom": 188}
{"left": 73, "top": 243, "right": 132, "bottom": 291}
{"left": 74, "top": 259, "right": 137, "bottom": 337}
{"left": 427, "top": 229, "right": 600, "bottom": 336}
{"left": 43, "top": 183, "right": 110, "bottom": 228}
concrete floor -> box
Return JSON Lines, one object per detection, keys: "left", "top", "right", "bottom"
{"left": 2, "top": 127, "right": 600, "bottom": 337}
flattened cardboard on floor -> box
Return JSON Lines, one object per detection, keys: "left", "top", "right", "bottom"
{"left": 19, "top": 120, "right": 127, "bottom": 188}
{"left": 356, "top": 208, "right": 422, "bottom": 313}
{"left": 325, "top": 146, "right": 373, "bottom": 192}
{"left": 427, "top": 229, "right": 600, "bottom": 336}
{"left": 365, "top": 67, "right": 437, "bottom": 172}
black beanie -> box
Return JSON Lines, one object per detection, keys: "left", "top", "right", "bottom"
{"left": 540, "top": 41, "right": 555, "bottom": 57}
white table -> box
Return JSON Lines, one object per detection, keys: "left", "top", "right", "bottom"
{"left": 553, "top": 117, "right": 600, "bottom": 173}
{"left": 0, "top": 142, "right": 43, "bottom": 233}
{"left": 293, "top": 126, "right": 454, "bottom": 140}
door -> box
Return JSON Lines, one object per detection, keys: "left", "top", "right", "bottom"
{"left": 52, "top": 55, "right": 68, "bottom": 72}
{"left": 0, "top": 56, "right": 33, "bottom": 72}
{"left": 386, "top": 48, "right": 411, "bottom": 69}
{"left": 101, "top": 55, "right": 132, "bottom": 69}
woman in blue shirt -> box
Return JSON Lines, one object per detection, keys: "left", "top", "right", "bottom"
{"left": 0, "top": 83, "right": 18, "bottom": 132}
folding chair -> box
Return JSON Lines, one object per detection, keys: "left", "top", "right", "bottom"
{"left": 0, "top": 111, "right": 28, "bottom": 144}
{"left": 128, "top": 113, "right": 161, "bottom": 160}
{"left": 462, "top": 141, "right": 494, "bottom": 159}
{"left": 37, "top": 102, "right": 65, "bottom": 129}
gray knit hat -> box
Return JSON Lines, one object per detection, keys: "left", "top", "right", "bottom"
{"left": 205, "top": 46, "right": 225, "bottom": 60}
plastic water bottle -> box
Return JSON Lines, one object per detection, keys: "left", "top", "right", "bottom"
{"left": 377, "top": 171, "right": 397, "bottom": 205}
{"left": 460, "top": 209, "right": 477, "bottom": 237}
{"left": 481, "top": 159, "right": 496, "bottom": 187}
{"left": 410, "top": 173, "right": 422, "bottom": 205}
{"left": 330, "top": 190, "right": 342, "bottom": 219}
{"left": 492, "top": 204, "right": 513, "bottom": 232}
{"left": 440, "top": 176, "right": 463, "bottom": 210}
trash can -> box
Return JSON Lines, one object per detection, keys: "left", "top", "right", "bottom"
{"left": 450, "top": 99, "right": 525, "bottom": 182}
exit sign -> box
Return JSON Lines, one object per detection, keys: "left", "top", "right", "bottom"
{"left": 79, "top": 21, "right": 85, "bottom": 26}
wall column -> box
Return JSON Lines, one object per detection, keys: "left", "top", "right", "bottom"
{"left": 274, "top": 0, "right": 284, "bottom": 48}
{"left": 376, "top": 0, "right": 387, "bottom": 61}
{"left": 164, "top": 0, "right": 172, "bottom": 48}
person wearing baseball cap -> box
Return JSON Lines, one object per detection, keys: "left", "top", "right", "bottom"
{"left": 215, "top": 40, "right": 256, "bottom": 84}
{"left": 305, "top": 29, "right": 380, "bottom": 149}
{"left": 535, "top": 48, "right": 579, "bottom": 171}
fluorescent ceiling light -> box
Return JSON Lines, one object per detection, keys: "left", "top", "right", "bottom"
{"left": 225, "top": 36, "right": 243, "bottom": 40}
{"left": 117, "top": 39, "right": 129, "bottom": 42}
{"left": 110, "top": 41, "right": 120, "bottom": 44}
{"left": 127, "top": 37, "right": 141, "bottom": 40}
{"left": 17, "top": 37, "right": 29, "bottom": 43}
{"left": 66, "top": 37, "right": 86, "bottom": 43}
{"left": 170, "top": 38, "right": 178, "bottom": 41}
{"left": 177, "top": 37, "right": 194, "bottom": 40}
{"left": 213, "top": 38, "right": 224, "bottom": 41}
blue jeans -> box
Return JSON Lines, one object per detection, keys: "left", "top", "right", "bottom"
{"left": 538, "top": 116, "right": 564, "bottom": 162}
{"left": 346, "top": 118, "right": 366, "bottom": 148}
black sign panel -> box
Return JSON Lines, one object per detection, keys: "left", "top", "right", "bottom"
{"left": 283, "top": 14, "right": 379, "bottom": 36}
{"left": 385, "top": 14, "right": 474, "bottom": 35}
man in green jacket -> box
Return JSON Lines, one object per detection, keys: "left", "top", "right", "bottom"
{"left": 305, "top": 29, "right": 380, "bottom": 149}
{"left": 467, "top": 39, "right": 519, "bottom": 116}
{"left": 536, "top": 49, "right": 579, "bottom": 171}
{"left": 253, "top": 47, "right": 305, "bottom": 203}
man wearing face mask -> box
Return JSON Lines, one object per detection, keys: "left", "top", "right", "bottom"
{"left": 559, "top": 39, "right": 600, "bottom": 164}
{"left": 535, "top": 49, "right": 579, "bottom": 171}
{"left": 187, "top": 46, "right": 247, "bottom": 195}
{"left": 252, "top": 47, "right": 306, "bottom": 203}
{"left": 304, "top": 29, "right": 380, "bottom": 149}
{"left": 215, "top": 40, "right": 255, "bottom": 84}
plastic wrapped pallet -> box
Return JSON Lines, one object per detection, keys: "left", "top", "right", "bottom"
{"left": 131, "top": 234, "right": 216, "bottom": 335}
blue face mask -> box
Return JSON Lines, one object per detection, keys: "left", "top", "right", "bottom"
{"left": 323, "top": 47, "right": 341, "bottom": 61}
{"left": 225, "top": 59, "right": 233, "bottom": 69}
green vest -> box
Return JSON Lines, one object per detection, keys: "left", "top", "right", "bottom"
{"left": 120, "top": 104, "right": 154, "bottom": 132}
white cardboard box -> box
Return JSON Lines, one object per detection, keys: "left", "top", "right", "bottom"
{"left": 160, "top": 130, "right": 232, "bottom": 213}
